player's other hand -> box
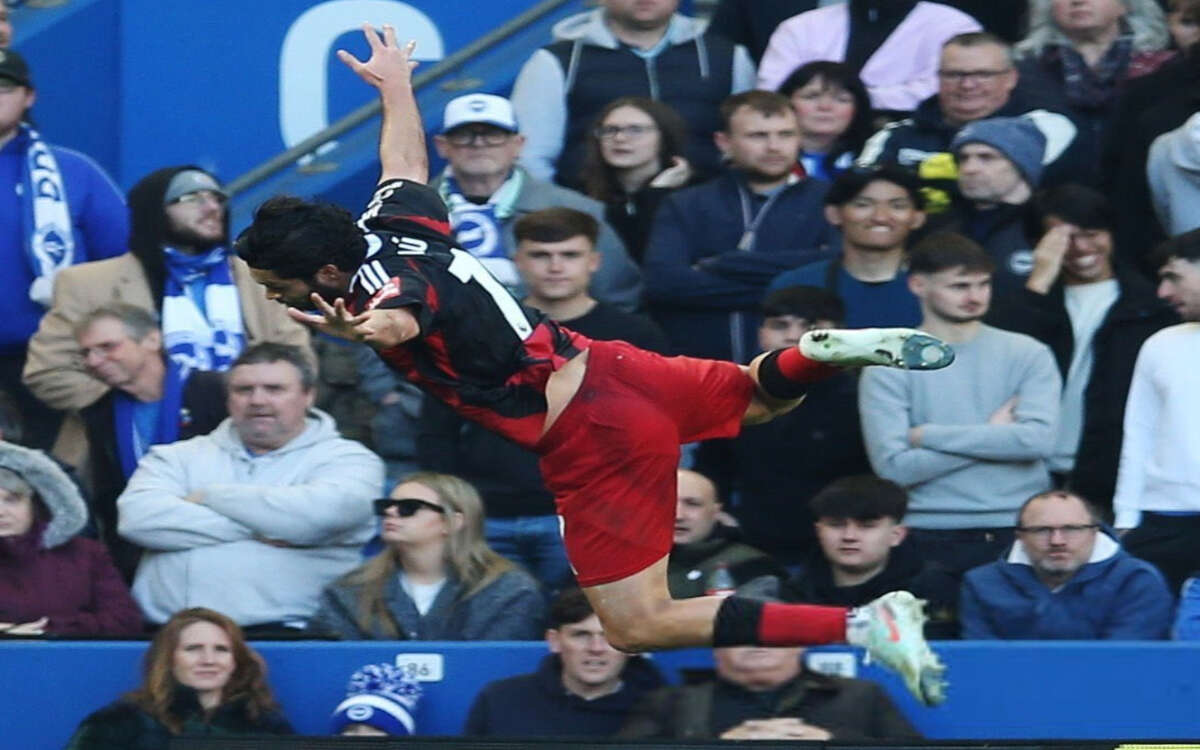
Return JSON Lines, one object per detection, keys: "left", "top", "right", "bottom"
{"left": 337, "top": 24, "right": 419, "bottom": 90}
{"left": 288, "top": 294, "right": 376, "bottom": 343}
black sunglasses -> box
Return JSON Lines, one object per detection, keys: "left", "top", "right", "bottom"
{"left": 373, "top": 498, "right": 445, "bottom": 517}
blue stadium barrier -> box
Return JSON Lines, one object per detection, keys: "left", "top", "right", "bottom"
{"left": 4, "top": 640, "right": 1200, "bottom": 750}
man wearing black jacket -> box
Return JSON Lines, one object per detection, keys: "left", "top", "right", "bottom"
{"left": 988, "top": 185, "right": 1177, "bottom": 519}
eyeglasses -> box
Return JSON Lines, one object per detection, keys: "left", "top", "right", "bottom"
{"left": 1015, "top": 524, "right": 1099, "bottom": 540}
{"left": 593, "top": 124, "right": 658, "bottom": 140}
{"left": 373, "top": 498, "right": 445, "bottom": 517}
{"left": 171, "top": 190, "right": 228, "bottom": 207}
{"left": 444, "top": 128, "right": 513, "bottom": 146}
{"left": 937, "top": 68, "right": 1013, "bottom": 84}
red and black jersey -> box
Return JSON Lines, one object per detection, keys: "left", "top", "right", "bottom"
{"left": 347, "top": 179, "right": 590, "bottom": 449}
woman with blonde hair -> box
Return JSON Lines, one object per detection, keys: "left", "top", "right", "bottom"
{"left": 309, "top": 472, "right": 545, "bottom": 640}
{"left": 65, "top": 608, "right": 292, "bottom": 749}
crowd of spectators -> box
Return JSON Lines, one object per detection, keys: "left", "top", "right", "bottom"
{"left": 5, "top": 0, "right": 1200, "bottom": 744}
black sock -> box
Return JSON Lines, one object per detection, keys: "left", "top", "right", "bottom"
{"left": 756, "top": 350, "right": 811, "bottom": 400}
{"left": 712, "top": 595, "right": 765, "bottom": 646}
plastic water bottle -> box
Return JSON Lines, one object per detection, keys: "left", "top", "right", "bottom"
{"left": 705, "top": 562, "right": 736, "bottom": 597}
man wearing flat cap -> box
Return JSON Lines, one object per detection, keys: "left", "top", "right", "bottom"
{"left": 0, "top": 48, "right": 128, "bottom": 448}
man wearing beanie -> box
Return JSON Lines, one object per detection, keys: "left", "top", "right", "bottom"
{"left": 0, "top": 48, "right": 128, "bottom": 449}
{"left": 331, "top": 663, "right": 422, "bottom": 736}
{"left": 924, "top": 114, "right": 1049, "bottom": 299}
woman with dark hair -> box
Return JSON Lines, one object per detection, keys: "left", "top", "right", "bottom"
{"left": 579, "top": 97, "right": 694, "bottom": 264}
{"left": 777, "top": 62, "right": 875, "bottom": 182}
{"left": 0, "top": 442, "right": 141, "bottom": 637}
{"left": 308, "top": 471, "right": 545, "bottom": 640}
{"left": 64, "top": 607, "right": 293, "bottom": 749}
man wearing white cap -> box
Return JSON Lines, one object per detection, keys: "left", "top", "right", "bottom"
{"left": 430, "top": 92, "right": 643, "bottom": 312}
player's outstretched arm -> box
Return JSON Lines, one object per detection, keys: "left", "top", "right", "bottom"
{"left": 288, "top": 293, "right": 420, "bottom": 349}
{"left": 338, "top": 23, "right": 428, "bottom": 185}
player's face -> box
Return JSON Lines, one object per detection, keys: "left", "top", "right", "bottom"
{"left": 757, "top": 315, "right": 833, "bottom": 351}
{"left": 956, "top": 144, "right": 1028, "bottom": 206}
{"left": 1017, "top": 493, "right": 1099, "bottom": 582}
{"left": 937, "top": 43, "right": 1017, "bottom": 126}
{"left": 1042, "top": 216, "right": 1115, "bottom": 285}
{"left": 546, "top": 614, "right": 628, "bottom": 696}
{"left": 227, "top": 361, "right": 315, "bottom": 454}
{"left": 911, "top": 267, "right": 992, "bottom": 324}
{"left": 1158, "top": 257, "right": 1200, "bottom": 320}
{"left": 249, "top": 267, "right": 321, "bottom": 309}
{"left": 0, "top": 79, "right": 33, "bottom": 141}
{"left": 789, "top": 76, "right": 857, "bottom": 141}
{"left": 164, "top": 189, "right": 227, "bottom": 248}
{"left": 713, "top": 646, "right": 803, "bottom": 691}
{"left": 673, "top": 470, "right": 721, "bottom": 545}
{"left": 814, "top": 516, "right": 904, "bottom": 576}
{"left": 76, "top": 317, "right": 161, "bottom": 392}
{"left": 716, "top": 107, "right": 801, "bottom": 184}
{"left": 514, "top": 235, "right": 599, "bottom": 305}
{"left": 379, "top": 481, "right": 451, "bottom": 548}
{"left": 0, "top": 487, "right": 35, "bottom": 538}
{"left": 171, "top": 621, "right": 236, "bottom": 699}
{"left": 827, "top": 180, "right": 925, "bottom": 252}
{"left": 598, "top": 105, "right": 662, "bottom": 173}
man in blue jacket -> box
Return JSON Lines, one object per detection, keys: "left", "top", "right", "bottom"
{"left": 960, "top": 489, "right": 1173, "bottom": 639}
{"left": 643, "top": 90, "right": 836, "bottom": 362}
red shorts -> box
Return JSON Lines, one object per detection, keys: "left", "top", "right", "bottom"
{"left": 534, "top": 340, "right": 755, "bottom": 587}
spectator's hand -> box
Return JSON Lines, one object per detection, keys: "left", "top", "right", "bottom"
{"left": 184, "top": 490, "right": 206, "bottom": 504}
{"left": 1026, "top": 224, "right": 1074, "bottom": 294}
{"left": 0, "top": 617, "right": 48, "bottom": 636}
{"left": 988, "top": 396, "right": 1018, "bottom": 425}
{"left": 337, "top": 24, "right": 419, "bottom": 92}
{"left": 908, "top": 425, "right": 924, "bottom": 447}
{"left": 255, "top": 536, "right": 297, "bottom": 549}
{"left": 649, "top": 156, "right": 693, "bottom": 189}
{"left": 720, "top": 718, "right": 832, "bottom": 740}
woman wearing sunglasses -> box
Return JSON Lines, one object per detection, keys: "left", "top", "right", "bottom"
{"left": 307, "top": 472, "right": 545, "bottom": 640}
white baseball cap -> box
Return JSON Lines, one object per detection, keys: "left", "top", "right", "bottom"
{"left": 441, "top": 94, "right": 519, "bottom": 134}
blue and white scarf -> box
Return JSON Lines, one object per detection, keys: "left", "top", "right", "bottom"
{"left": 18, "top": 125, "right": 75, "bottom": 307}
{"left": 437, "top": 168, "right": 524, "bottom": 289}
{"left": 161, "top": 247, "right": 246, "bottom": 378}
{"left": 113, "top": 358, "right": 187, "bottom": 479}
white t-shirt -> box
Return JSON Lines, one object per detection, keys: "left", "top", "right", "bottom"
{"left": 399, "top": 573, "right": 447, "bottom": 616}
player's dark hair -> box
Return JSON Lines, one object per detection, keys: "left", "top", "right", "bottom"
{"left": 235, "top": 195, "right": 367, "bottom": 278}
{"left": 908, "top": 232, "right": 996, "bottom": 275}
{"left": 1017, "top": 490, "right": 1102, "bottom": 527}
{"left": 777, "top": 61, "right": 874, "bottom": 168}
{"left": 1152, "top": 226, "right": 1200, "bottom": 268}
{"left": 1028, "top": 183, "right": 1113, "bottom": 238}
{"left": 761, "top": 285, "right": 845, "bottom": 324}
{"left": 809, "top": 475, "right": 908, "bottom": 522}
{"left": 719, "top": 90, "right": 793, "bottom": 130}
{"left": 548, "top": 588, "right": 595, "bottom": 630}
{"left": 824, "top": 165, "right": 925, "bottom": 210}
{"left": 581, "top": 96, "right": 689, "bottom": 203}
{"left": 231, "top": 342, "right": 316, "bottom": 392}
{"left": 513, "top": 207, "right": 599, "bottom": 247}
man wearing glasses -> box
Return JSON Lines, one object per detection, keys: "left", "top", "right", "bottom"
{"left": 959, "top": 490, "right": 1172, "bottom": 639}
{"left": 429, "top": 93, "right": 642, "bottom": 313}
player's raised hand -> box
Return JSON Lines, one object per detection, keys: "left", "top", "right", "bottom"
{"left": 337, "top": 23, "right": 418, "bottom": 91}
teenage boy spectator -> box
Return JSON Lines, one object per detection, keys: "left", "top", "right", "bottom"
{"left": 429, "top": 93, "right": 641, "bottom": 312}
{"left": 694, "top": 286, "right": 870, "bottom": 564}
{"left": 511, "top": 0, "right": 755, "bottom": 185}
{"left": 780, "top": 476, "right": 959, "bottom": 638}
{"left": 419, "top": 208, "right": 666, "bottom": 592}
{"left": 961, "top": 490, "right": 1173, "bottom": 639}
{"left": 465, "top": 588, "right": 665, "bottom": 737}
{"left": 757, "top": 0, "right": 982, "bottom": 112}
{"left": 644, "top": 91, "right": 836, "bottom": 362}
{"left": 0, "top": 49, "right": 128, "bottom": 448}
{"left": 769, "top": 165, "right": 925, "bottom": 328}
{"left": 860, "top": 233, "right": 1060, "bottom": 575}
{"left": 667, "top": 469, "right": 785, "bottom": 599}
{"left": 989, "top": 185, "right": 1176, "bottom": 517}
{"left": 1113, "top": 228, "right": 1200, "bottom": 592}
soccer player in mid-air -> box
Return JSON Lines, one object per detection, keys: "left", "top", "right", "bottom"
{"left": 237, "top": 25, "right": 949, "bottom": 704}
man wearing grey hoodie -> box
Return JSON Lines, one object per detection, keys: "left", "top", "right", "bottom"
{"left": 1147, "top": 112, "right": 1200, "bottom": 238}
{"left": 511, "top": 0, "right": 756, "bottom": 187}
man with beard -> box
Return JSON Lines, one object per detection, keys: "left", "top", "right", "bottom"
{"left": 23, "top": 166, "right": 311, "bottom": 449}
{"left": 643, "top": 90, "right": 837, "bottom": 362}
{"left": 859, "top": 233, "right": 1061, "bottom": 576}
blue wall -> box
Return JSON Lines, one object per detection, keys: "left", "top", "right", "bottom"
{"left": 5, "top": 641, "right": 1200, "bottom": 750}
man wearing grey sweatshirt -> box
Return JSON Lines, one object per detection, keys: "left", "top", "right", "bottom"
{"left": 859, "top": 233, "right": 1060, "bottom": 576}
